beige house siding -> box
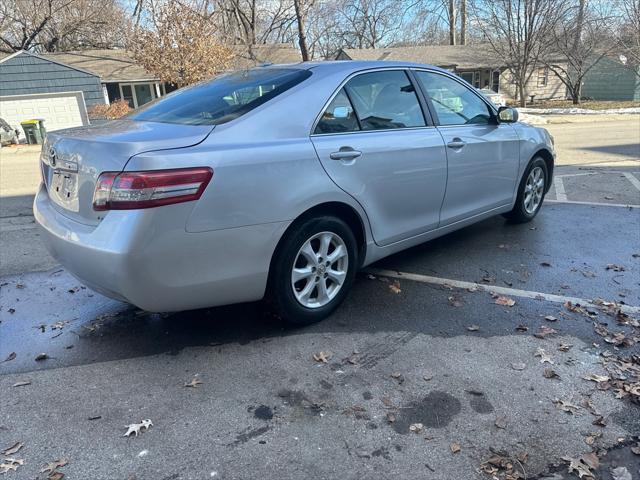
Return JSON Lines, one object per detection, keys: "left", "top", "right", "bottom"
{"left": 498, "top": 68, "right": 566, "bottom": 102}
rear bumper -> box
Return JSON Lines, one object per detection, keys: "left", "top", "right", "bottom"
{"left": 34, "top": 184, "right": 289, "bottom": 312}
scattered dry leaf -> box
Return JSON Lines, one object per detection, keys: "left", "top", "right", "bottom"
{"left": 511, "top": 362, "right": 526, "bottom": 371}
{"left": 540, "top": 262, "right": 552, "bottom": 267}
{"left": 123, "top": 419, "right": 153, "bottom": 437}
{"left": 450, "top": 442, "right": 461, "bottom": 453}
{"left": 534, "top": 326, "right": 558, "bottom": 339}
{"left": 12, "top": 381, "right": 30, "bottom": 388}
{"left": 535, "top": 348, "right": 553, "bottom": 364}
{"left": 494, "top": 296, "right": 516, "bottom": 307}
{"left": 494, "top": 416, "right": 507, "bottom": 429}
{"left": 388, "top": 281, "right": 401, "bottom": 294}
{"left": 583, "top": 373, "right": 610, "bottom": 384}
{"left": 0, "top": 458, "right": 24, "bottom": 474}
{"left": 515, "top": 324, "right": 529, "bottom": 332}
{"left": 554, "top": 398, "right": 581, "bottom": 414}
{"left": 1, "top": 442, "right": 23, "bottom": 456}
{"left": 611, "top": 466, "right": 632, "bottom": 480}
{"left": 3, "top": 352, "right": 16, "bottom": 362}
{"left": 563, "top": 453, "right": 599, "bottom": 478}
{"left": 184, "top": 377, "right": 203, "bottom": 388}
{"left": 41, "top": 458, "right": 68, "bottom": 473}
{"left": 543, "top": 368, "right": 560, "bottom": 379}
{"left": 606, "top": 264, "right": 625, "bottom": 272}
{"left": 34, "top": 353, "right": 49, "bottom": 361}
{"left": 544, "top": 315, "right": 558, "bottom": 322}
{"left": 390, "top": 372, "right": 405, "bottom": 384}
{"left": 313, "top": 351, "right": 331, "bottom": 363}
{"left": 466, "top": 324, "right": 480, "bottom": 331}
{"left": 558, "top": 342, "right": 573, "bottom": 352}
{"left": 409, "top": 423, "right": 423, "bottom": 433}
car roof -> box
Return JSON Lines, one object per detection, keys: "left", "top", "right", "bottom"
{"left": 262, "top": 60, "right": 451, "bottom": 75}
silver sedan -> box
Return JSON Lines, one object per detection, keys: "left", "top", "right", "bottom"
{"left": 34, "top": 61, "right": 555, "bottom": 325}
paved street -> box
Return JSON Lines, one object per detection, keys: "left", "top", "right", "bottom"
{"left": 1, "top": 117, "right": 639, "bottom": 479}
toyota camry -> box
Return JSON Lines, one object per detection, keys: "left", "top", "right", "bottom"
{"left": 34, "top": 61, "right": 555, "bottom": 325}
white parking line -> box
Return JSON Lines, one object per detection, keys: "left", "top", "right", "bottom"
{"left": 623, "top": 172, "right": 640, "bottom": 192}
{"left": 553, "top": 177, "right": 568, "bottom": 201}
{"left": 546, "top": 199, "right": 640, "bottom": 208}
{"left": 367, "top": 268, "right": 640, "bottom": 315}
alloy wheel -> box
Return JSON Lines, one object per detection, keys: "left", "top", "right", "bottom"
{"left": 523, "top": 166, "right": 545, "bottom": 214}
{"left": 291, "top": 231, "right": 349, "bottom": 308}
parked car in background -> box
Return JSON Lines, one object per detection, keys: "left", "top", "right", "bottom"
{"left": 478, "top": 88, "right": 507, "bottom": 107}
{"left": 0, "top": 117, "right": 19, "bottom": 146}
{"left": 34, "top": 61, "right": 555, "bottom": 325}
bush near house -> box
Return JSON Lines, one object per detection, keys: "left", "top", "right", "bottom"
{"left": 87, "top": 100, "right": 132, "bottom": 120}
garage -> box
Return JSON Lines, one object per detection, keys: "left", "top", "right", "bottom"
{"left": 0, "top": 50, "right": 104, "bottom": 138}
{"left": 0, "top": 91, "right": 89, "bottom": 133}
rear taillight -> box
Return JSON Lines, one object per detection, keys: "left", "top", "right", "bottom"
{"left": 93, "top": 167, "right": 213, "bottom": 211}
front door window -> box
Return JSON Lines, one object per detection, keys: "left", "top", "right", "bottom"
{"left": 119, "top": 83, "right": 159, "bottom": 109}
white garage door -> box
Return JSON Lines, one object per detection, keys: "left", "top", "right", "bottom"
{"left": 0, "top": 91, "right": 89, "bottom": 136}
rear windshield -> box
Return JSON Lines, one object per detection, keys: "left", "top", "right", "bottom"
{"left": 131, "top": 68, "right": 311, "bottom": 126}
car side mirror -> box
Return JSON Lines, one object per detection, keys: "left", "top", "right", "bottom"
{"left": 498, "top": 106, "right": 519, "bottom": 123}
{"left": 332, "top": 106, "right": 351, "bottom": 119}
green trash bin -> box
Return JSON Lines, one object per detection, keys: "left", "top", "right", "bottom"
{"left": 20, "top": 119, "right": 43, "bottom": 145}
{"left": 35, "top": 118, "right": 46, "bottom": 141}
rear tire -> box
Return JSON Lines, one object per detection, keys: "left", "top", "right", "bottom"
{"left": 267, "top": 216, "right": 358, "bottom": 326}
{"left": 503, "top": 157, "right": 548, "bottom": 223}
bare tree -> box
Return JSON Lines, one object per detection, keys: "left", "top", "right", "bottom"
{"left": 0, "top": 0, "right": 128, "bottom": 52}
{"left": 293, "top": 0, "right": 311, "bottom": 60}
{"left": 129, "top": 1, "right": 233, "bottom": 87}
{"left": 616, "top": 0, "right": 640, "bottom": 67}
{"left": 447, "top": 0, "right": 456, "bottom": 44}
{"left": 472, "top": 0, "right": 567, "bottom": 107}
{"left": 338, "top": 0, "right": 411, "bottom": 49}
{"left": 545, "top": 0, "right": 617, "bottom": 104}
{"left": 459, "top": 0, "right": 466, "bottom": 44}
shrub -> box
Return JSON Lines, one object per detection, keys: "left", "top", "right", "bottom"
{"left": 88, "top": 100, "right": 133, "bottom": 120}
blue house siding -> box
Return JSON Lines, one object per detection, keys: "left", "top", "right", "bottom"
{"left": 0, "top": 52, "right": 105, "bottom": 106}
{"left": 583, "top": 57, "right": 640, "bottom": 101}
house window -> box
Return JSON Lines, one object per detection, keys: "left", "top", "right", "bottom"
{"left": 460, "top": 72, "right": 474, "bottom": 85}
{"left": 491, "top": 70, "right": 500, "bottom": 93}
{"left": 118, "top": 82, "right": 162, "bottom": 109}
{"left": 537, "top": 67, "right": 549, "bottom": 87}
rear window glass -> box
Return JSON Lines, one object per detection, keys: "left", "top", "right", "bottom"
{"left": 131, "top": 68, "right": 311, "bottom": 126}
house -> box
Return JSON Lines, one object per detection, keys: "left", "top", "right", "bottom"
{"left": 337, "top": 44, "right": 567, "bottom": 103}
{"left": 582, "top": 53, "right": 640, "bottom": 101}
{"left": 0, "top": 44, "right": 301, "bottom": 135}
{"left": 0, "top": 50, "right": 103, "bottom": 134}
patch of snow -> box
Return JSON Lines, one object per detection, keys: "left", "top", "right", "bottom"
{"left": 520, "top": 107, "right": 640, "bottom": 115}
{"left": 137, "top": 450, "right": 148, "bottom": 457}
{"left": 518, "top": 113, "right": 548, "bottom": 125}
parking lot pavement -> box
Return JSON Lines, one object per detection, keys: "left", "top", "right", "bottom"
{"left": 1, "top": 203, "right": 639, "bottom": 479}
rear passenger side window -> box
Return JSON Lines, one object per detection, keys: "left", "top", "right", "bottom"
{"left": 345, "top": 71, "right": 426, "bottom": 131}
{"left": 314, "top": 89, "right": 360, "bottom": 134}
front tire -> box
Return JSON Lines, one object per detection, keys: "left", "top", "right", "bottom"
{"left": 504, "top": 157, "right": 548, "bottom": 223}
{"left": 268, "top": 216, "right": 358, "bottom": 326}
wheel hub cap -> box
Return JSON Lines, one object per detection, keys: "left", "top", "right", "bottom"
{"left": 524, "top": 166, "right": 545, "bottom": 214}
{"left": 291, "top": 231, "right": 349, "bottom": 309}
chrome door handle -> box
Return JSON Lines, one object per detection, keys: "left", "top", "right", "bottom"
{"left": 330, "top": 149, "right": 362, "bottom": 160}
{"left": 447, "top": 139, "right": 466, "bottom": 149}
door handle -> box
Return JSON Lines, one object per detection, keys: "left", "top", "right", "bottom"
{"left": 330, "top": 149, "right": 362, "bottom": 160}
{"left": 447, "top": 138, "right": 466, "bottom": 149}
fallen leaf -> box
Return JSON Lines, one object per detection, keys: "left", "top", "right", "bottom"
{"left": 1, "top": 442, "right": 23, "bottom": 455}
{"left": 466, "top": 324, "right": 480, "bottom": 331}
{"left": 584, "top": 433, "right": 600, "bottom": 445}
{"left": 543, "top": 368, "right": 560, "bottom": 379}
{"left": 12, "top": 381, "right": 30, "bottom": 387}
{"left": 630, "top": 443, "right": 640, "bottom": 455}
{"left": 540, "top": 262, "right": 552, "bottom": 267}
{"left": 8, "top": 308, "right": 15, "bottom": 314}
{"left": 2, "top": 352, "right": 16, "bottom": 362}
{"left": 563, "top": 454, "right": 598, "bottom": 478}
{"left": 511, "top": 362, "right": 526, "bottom": 371}
{"left": 123, "top": 419, "right": 153, "bottom": 437}
{"left": 423, "top": 373, "right": 433, "bottom": 381}
{"left": 409, "top": 423, "right": 423, "bottom": 433}
{"left": 558, "top": 342, "right": 573, "bottom": 352}
{"left": 184, "top": 377, "right": 203, "bottom": 388}
{"left": 448, "top": 295, "right": 463, "bottom": 307}
{"left": 0, "top": 458, "right": 24, "bottom": 474}
{"left": 313, "top": 351, "right": 331, "bottom": 363}
{"left": 534, "top": 326, "right": 558, "bottom": 339}
{"left": 592, "top": 416, "right": 607, "bottom": 427}
{"left": 41, "top": 458, "right": 68, "bottom": 473}
{"left": 390, "top": 372, "right": 405, "bottom": 384}
{"left": 535, "top": 348, "right": 553, "bottom": 364}
{"left": 554, "top": 398, "right": 581, "bottom": 414}
{"left": 606, "top": 264, "right": 625, "bottom": 272}
{"left": 450, "top": 442, "right": 461, "bottom": 453}
{"left": 48, "top": 472, "right": 65, "bottom": 480}
{"left": 515, "top": 324, "right": 529, "bottom": 332}
{"left": 494, "top": 416, "right": 507, "bottom": 429}
{"left": 34, "top": 353, "right": 49, "bottom": 361}
{"left": 386, "top": 412, "right": 396, "bottom": 423}
{"left": 388, "top": 281, "right": 401, "bottom": 294}
{"left": 583, "top": 373, "right": 610, "bottom": 384}
{"left": 544, "top": 315, "right": 558, "bottom": 322}
{"left": 611, "top": 466, "right": 632, "bottom": 480}
{"left": 494, "top": 296, "right": 515, "bottom": 307}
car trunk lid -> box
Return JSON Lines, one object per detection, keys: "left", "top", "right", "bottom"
{"left": 41, "top": 119, "right": 213, "bottom": 225}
